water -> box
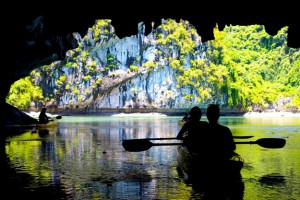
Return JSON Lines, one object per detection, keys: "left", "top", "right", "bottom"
{"left": 2, "top": 115, "right": 300, "bottom": 199}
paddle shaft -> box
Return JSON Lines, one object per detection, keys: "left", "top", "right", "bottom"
{"left": 122, "top": 138, "right": 286, "bottom": 152}
{"left": 124, "top": 135, "right": 253, "bottom": 141}
{"left": 151, "top": 142, "right": 183, "bottom": 146}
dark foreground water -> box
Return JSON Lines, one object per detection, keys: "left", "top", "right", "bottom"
{"left": 2, "top": 114, "right": 300, "bottom": 199}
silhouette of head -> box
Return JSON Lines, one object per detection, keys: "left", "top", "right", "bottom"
{"left": 207, "top": 104, "right": 220, "bottom": 123}
{"left": 189, "top": 106, "right": 201, "bottom": 121}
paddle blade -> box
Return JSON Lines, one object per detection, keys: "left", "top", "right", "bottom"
{"left": 122, "top": 139, "right": 183, "bottom": 152}
{"left": 122, "top": 139, "right": 153, "bottom": 152}
{"left": 56, "top": 115, "right": 62, "bottom": 119}
{"left": 256, "top": 138, "right": 286, "bottom": 148}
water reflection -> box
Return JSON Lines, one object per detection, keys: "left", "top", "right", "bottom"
{"left": 177, "top": 166, "right": 245, "bottom": 200}
{"left": 190, "top": 181, "right": 245, "bottom": 200}
{"left": 259, "top": 173, "right": 286, "bottom": 185}
{"left": 37, "top": 129, "right": 50, "bottom": 137}
{"left": 2, "top": 116, "right": 300, "bottom": 199}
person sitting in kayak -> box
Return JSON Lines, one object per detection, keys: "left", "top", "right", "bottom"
{"left": 38, "top": 107, "right": 49, "bottom": 124}
{"left": 176, "top": 106, "right": 208, "bottom": 152}
{"left": 206, "top": 104, "right": 236, "bottom": 159}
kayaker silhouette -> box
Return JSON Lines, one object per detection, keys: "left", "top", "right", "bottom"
{"left": 206, "top": 104, "right": 236, "bottom": 159}
{"left": 38, "top": 107, "right": 49, "bottom": 124}
{"left": 176, "top": 106, "right": 208, "bottom": 152}
{"left": 176, "top": 105, "right": 236, "bottom": 158}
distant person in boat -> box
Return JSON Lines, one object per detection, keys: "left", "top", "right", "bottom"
{"left": 38, "top": 107, "right": 49, "bottom": 124}
{"left": 181, "top": 112, "right": 189, "bottom": 122}
{"left": 206, "top": 104, "right": 236, "bottom": 159}
{"left": 176, "top": 106, "right": 208, "bottom": 152}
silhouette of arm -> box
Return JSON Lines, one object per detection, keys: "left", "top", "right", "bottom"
{"left": 177, "top": 123, "right": 188, "bottom": 139}
{"left": 224, "top": 126, "right": 236, "bottom": 151}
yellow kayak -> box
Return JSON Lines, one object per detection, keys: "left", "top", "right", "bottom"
{"left": 36, "top": 120, "right": 58, "bottom": 129}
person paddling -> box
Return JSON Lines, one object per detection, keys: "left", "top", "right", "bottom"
{"left": 176, "top": 106, "right": 208, "bottom": 152}
{"left": 206, "top": 104, "right": 236, "bottom": 159}
{"left": 38, "top": 107, "right": 49, "bottom": 124}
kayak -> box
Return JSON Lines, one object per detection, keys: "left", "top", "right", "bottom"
{"left": 178, "top": 120, "right": 186, "bottom": 126}
{"left": 36, "top": 120, "right": 58, "bottom": 129}
{"left": 176, "top": 145, "right": 244, "bottom": 181}
{"left": 177, "top": 145, "right": 245, "bottom": 198}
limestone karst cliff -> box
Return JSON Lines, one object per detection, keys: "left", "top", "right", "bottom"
{"left": 28, "top": 19, "right": 299, "bottom": 114}
{"left": 30, "top": 19, "right": 212, "bottom": 111}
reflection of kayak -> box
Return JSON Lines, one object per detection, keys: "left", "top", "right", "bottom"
{"left": 36, "top": 120, "right": 58, "bottom": 129}
{"left": 177, "top": 145, "right": 245, "bottom": 198}
{"left": 176, "top": 145, "right": 244, "bottom": 181}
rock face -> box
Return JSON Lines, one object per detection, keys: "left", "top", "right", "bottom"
{"left": 3, "top": 14, "right": 299, "bottom": 126}
{"left": 29, "top": 19, "right": 299, "bottom": 114}
{"left": 0, "top": 103, "right": 38, "bottom": 128}
{"left": 10, "top": 14, "right": 300, "bottom": 102}
{"left": 30, "top": 19, "right": 209, "bottom": 110}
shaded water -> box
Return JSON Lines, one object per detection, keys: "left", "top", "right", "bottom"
{"left": 2, "top": 115, "right": 300, "bottom": 199}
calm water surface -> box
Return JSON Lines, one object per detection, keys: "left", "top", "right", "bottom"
{"left": 3, "top": 115, "right": 300, "bottom": 199}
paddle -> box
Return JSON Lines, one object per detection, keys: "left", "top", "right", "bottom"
{"left": 123, "top": 136, "right": 253, "bottom": 141}
{"left": 235, "top": 138, "right": 286, "bottom": 148}
{"left": 122, "top": 139, "right": 182, "bottom": 152}
{"left": 122, "top": 138, "right": 286, "bottom": 152}
{"left": 55, "top": 115, "right": 62, "bottom": 119}
{"left": 48, "top": 115, "right": 62, "bottom": 121}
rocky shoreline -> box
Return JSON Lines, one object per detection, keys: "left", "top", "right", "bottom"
{"left": 243, "top": 111, "right": 300, "bottom": 117}
{"left": 24, "top": 110, "right": 300, "bottom": 119}
{"left": 25, "top": 107, "right": 300, "bottom": 117}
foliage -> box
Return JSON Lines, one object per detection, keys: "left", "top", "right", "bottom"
{"left": 91, "top": 19, "right": 111, "bottom": 41}
{"left": 205, "top": 24, "right": 300, "bottom": 110}
{"left": 7, "top": 19, "right": 300, "bottom": 111}
{"left": 130, "top": 65, "right": 139, "bottom": 72}
{"left": 6, "top": 77, "right": 43, "bottom": 110}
